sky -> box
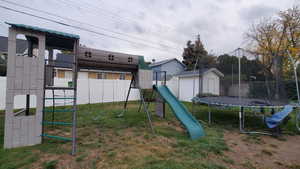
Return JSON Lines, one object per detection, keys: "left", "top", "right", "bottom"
{"left": 0, "top": 0, "right": 299, "bottom": 62}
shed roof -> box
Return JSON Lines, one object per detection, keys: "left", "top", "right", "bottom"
{"left": 176, "top": 68, "right": 224, "bottom": 78}
{"left": 149, "top": 58, "right": 186, "bottom": 68}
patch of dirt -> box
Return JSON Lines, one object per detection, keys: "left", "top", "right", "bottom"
{"left": 223, "top": 130, "right": 300, "bottom": 169}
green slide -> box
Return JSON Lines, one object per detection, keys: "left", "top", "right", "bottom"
{"left": 153, "top": 85, "right": 205, "bottom": 139}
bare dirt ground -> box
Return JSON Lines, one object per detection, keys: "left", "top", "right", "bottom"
{"left": 224, "top": 131, "right": 300, "bottom": 169}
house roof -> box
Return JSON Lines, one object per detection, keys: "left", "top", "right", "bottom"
{"left": 0, "top": 36, "right": 28, "bottom": 53}
{"left": 176, "top": 68, "right": 224, "bottom": 78}
{"left": 149, "top": 58, "right": 186, "bottom": 68}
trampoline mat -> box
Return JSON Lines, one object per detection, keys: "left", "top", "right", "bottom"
{"left": 193, "top": 96, "right": 287, "bottom": 108}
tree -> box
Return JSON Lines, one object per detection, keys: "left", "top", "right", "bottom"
{"left": 245, "top": 7, "right": 299, "bottom": 99}
{"left": 217, "top": 54, "right": 264, "bottom": 81}
{"left": 246, "top": 6, "right": 300, "bottom": 99}
{"left": 217, "top": 54, "right": 238, "bottom": 75}
{"left": 182, "top": 35, "right": 210, "bottom": 70}
{"left": 279, "top": 6, "right": 300, "bottom": 76}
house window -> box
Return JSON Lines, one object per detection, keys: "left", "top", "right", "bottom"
{"left": 57, "top": 70, "right": 65, "bottom": 78}
{"left": 97, "top": 72, "right": 106, "bottom": 79}
{"left": 119, "top": 73, "right": 125, "bottom": 80}
{"left": 88, "top": 72, "right": 97, "bottom": 79}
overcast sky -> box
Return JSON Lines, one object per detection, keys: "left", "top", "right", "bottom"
{"left": 0, "top": 0, "right": 298, "bottom": 61}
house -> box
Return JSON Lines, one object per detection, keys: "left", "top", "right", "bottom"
{"left": 175, "top": 68, "right": 224, "bottom": 101}
{"left": 54, "top": 53, "right": 132, "bottom": 80}
{"left": 149, "top": 58, "right": 186, "bottom": 80}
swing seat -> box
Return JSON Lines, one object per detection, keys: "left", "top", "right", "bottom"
{"left": 265, "top": 105, "right": 293, "bottom": 129}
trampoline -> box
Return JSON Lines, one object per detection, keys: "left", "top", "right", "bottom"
{"left": 192, "top": 96, "right": 299, "bottom": 135}
{"left": 191, "top": 48, "right": 300, "bottom": 134}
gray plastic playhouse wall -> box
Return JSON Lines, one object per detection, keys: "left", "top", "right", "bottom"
{"left": 4, "top": 27, "right": 45, "bottom": 148}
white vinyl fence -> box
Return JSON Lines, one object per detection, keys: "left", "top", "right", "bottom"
{"left": 0, "top": 77, "right": 141, "bottom": 110}
{"left": 0, "top": 76, "right": 189, "bottom": 110}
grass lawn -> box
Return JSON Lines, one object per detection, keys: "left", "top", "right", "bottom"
{"left": 0, "top": 101, "right": 299, "bottom": 169}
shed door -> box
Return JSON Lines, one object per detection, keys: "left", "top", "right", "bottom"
{"left": 179, "top": 77, "right": 199, "bottom": 102}
{"left": 208, "top": 78, "right": 215, "bottom": 94}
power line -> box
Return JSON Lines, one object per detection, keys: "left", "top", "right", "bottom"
{"left": 55, "top": 0, "right": 178, "bottom": 45}
{"left": 0, "top": 4, "right": 180, "bottom": 55}
{"left": 0, "top": 0, "right": 179, "bottom": 50}
{"left": 62, "top": 0, "right": 176, "bottom": 31}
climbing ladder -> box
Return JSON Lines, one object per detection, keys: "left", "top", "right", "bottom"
{"left": 42, "top": 57, "right": 78, "bottom": 155}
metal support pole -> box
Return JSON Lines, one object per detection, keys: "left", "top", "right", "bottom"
{"left": 163, "top": 71, "right": 167, "bottom": 85}
{"left": 52, "top": 90, "right": 55, "bottom": 124}
{"left": 238, "top": 48, "right": 241, "bottom": 102}
{"left": 120, "top": 74, "right": 134, "bottom": 116}
{"left": 155, "top": 72, "right": 158, "bottom": 86}
{"left": 163, "top": 71, "right": 166, "bottom": 118}
{"left": 287, "top": 50, "right": 300, "bottom": 104}
{"left": 25, "top": 40, "right": 33, "bottom": 116}
{"left": 239, "top": 106, "right": 243, "bottom": 132}
{"left": 25, "top": 94, "right": 30, "bottom": 116}
{"left": 208, "top": 104, "right": 212, "bottom": 125}
{"left": 192, "top": 58, "right": 199, "bottom": 114}
{"left": 71, "top": 39, "right": 79, "bottom": 156}
{"left": 242, "top": 108, "right": 245, "bottom": 129}
{"left": 42, "top": 59, "right": 46, "bottom": 143}
{"left": 139, "top": 88, "right": 154, "bottom": 133}
{"left": 287, "top": 50, "right": 300, "bottom": 132}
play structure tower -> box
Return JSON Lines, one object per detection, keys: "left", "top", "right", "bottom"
{"left": 3, "top": 23, "right": 153, "bottom": 155}
{"left": 4, "top": 23, "right": 80, "bottom": 152}
{"left": 4, "top": 25, "right": 46, "bottom": 148}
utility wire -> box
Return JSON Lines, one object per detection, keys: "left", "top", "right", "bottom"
{"left": 56, "top": 0, "right": 178, "bottom": 44}
{"left": 0, "top": 0, "right": 179, "bottom": 50}
{"left": 61, "top": 0, "right": 176, "bottom": 31}
{"left": 0, "top": 5, "right": 179, "bottom": 54}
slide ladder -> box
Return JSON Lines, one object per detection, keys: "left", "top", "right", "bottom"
{"left": 153, "top": 85, "right": 205, "bottom": 139}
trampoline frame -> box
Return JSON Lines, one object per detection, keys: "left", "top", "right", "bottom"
{"left": 194, "top": 97, "right": 300, "bottom": 135}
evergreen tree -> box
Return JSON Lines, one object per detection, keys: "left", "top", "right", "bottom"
{"left": 182, "top": 35, "right": 208, "bottom": 70}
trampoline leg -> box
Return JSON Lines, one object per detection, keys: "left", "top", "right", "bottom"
{"left": 242, "top": 109, "right": 245, "bottom": 129}
{"left": 208, "top": 104, "right": 212, "bottom": 125}
{"left": 137, "top": 100, "right": 142, "bottom": 112}
{"left": 239, "top": 107, "right": 244, "bottom": 132}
